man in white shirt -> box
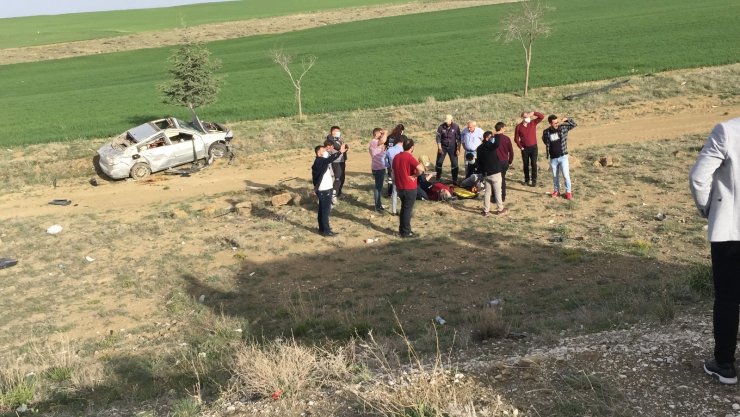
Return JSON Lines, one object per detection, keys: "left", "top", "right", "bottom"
{"left": 461, "top": 120, "right": 484, "bottom": 179}
{"left": 312, "top": 143, "right": 347, "bottom": 237}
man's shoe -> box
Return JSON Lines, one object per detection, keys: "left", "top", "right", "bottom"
{"left": 550, "top": 191, "right": 560, "bottom": 197}
{"left": 481, "top": 211, "right": 490, "bottom": 217}
{"left": 565, "top": 192, "right": 573, "bottom": 200}
{"left": 321, "top": 231, "right": 337, "bottom": 237}
{"left": 400, "top": 232, "right": 417, "bottom": 238}
{"left": 704, "top": 359, "right": 738, "bottom": 385}
{"left": 496, "top": 208, "right": 509, "bottom": 216}
{"left": 531, "top": 181, "right": 537, "bottom": 187}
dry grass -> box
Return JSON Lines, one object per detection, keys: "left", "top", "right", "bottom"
{"left": 229, "top": 338, "right": 352, "bottom": 398}
{"left": 349, "top": 314, "right": 519, "bottom": 417}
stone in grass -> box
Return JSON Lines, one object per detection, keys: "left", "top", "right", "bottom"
{"left": 46, "top": 224, "right": 63, "bottom": 234}
{"left": 594, "top": 155, "right": 615, "bottom": 167}
{"left": 271, "top": 193, "right": 293, "bottom": 207}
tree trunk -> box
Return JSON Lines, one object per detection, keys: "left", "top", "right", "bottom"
{"left": 296, "top": 87, "right": 303, "bottom": 120}
{"left": 524, "top": 46, "right": 532, "bottom": 97}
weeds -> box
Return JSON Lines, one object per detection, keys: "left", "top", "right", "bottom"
{"left": 0, "top": 365, "right": 36, "bottom": 410}
{"left": 351, "top": 317, "right": 519, "bottom": 417}
{"left": 686, "top": 263, "right": 713, "bottom": 296}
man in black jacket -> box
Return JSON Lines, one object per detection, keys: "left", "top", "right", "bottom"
{"left": 325, "top": 125, "right": 348, "bottom": 200}
{"left": 476, "top": 131, "right": 508, "bottom": 216}
{"left": 435, "top": 114, "right": 461, "bottom": 184}
{"left": 312, "top": 142, "right": 347, "bottom": 237}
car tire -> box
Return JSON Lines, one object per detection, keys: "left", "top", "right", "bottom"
{"left": 209, "top": 142, "right": 228, "bottom": 159}
{"left": 130, "top": 162, "right": 151, "bottom": 180}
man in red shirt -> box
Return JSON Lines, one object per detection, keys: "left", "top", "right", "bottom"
{"left": 513, "top": 111, "right": 544, "bottom": 187}
{"left": 494, "top": 122, "right": 515, "bottom": 202}
{"left": 392, "top": 138, "right": 425, "bottom": 238}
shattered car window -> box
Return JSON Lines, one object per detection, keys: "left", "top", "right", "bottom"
{"left": 111, "top": 132, "right": 136, "bottom": 151}
{"left": 175, "top": 118, "right": 204, "bottom": 133}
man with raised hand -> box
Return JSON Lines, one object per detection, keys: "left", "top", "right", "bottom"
{"left": 542, "top": 114, "right": 577, "bottom": 200}
{"left": 325, "top": 125, "right": 347, "bottom": 200}
{"left": 476, "top": 131, "right": 507, "bottom": 217}
{"left": 312, "top": 142, "right": 347, "bottom": 237}
{"left": 514, "top": 110, "right": 544, "bottom": 187}
{"left": 690, "top": 117, "right": 740, "bottom": 385}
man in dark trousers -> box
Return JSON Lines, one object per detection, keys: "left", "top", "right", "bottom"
{"left": 690, "top": 117, "right": 740, "bottom": 385}
{"left": 325, "top": 125, "right": 347, "bottom": 200}
{"left": 435, "top": 114, "right": 461, "bottom": 184}
{"left": 393, "top": 138, "right": 425, "bottom": 238}
{"left": 514, "top": 110, "right": 544, "bottom": 187}
{"left": 311, "top": 142, "right": 347, "bottom": 237}
{"left": 494, "top": 122, "right": 515, "bottom": 202}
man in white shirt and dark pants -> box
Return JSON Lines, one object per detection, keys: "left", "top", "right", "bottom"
{"left": 690, "top": 117, "right": 740, "bottom": 385}
{"left": 312, "top": 142, "right": 347, "bottom": 237}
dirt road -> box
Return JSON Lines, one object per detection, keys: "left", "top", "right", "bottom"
{"left": 1, "top": 102, "right": 736, "bottom": 221}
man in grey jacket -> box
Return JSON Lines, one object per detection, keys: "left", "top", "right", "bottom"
{"left": 689, "top": 117, "right": 740, "bottom": 385}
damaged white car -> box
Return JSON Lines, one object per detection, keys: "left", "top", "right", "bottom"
{"left": 97, "top": 116, "right": 233, "bottom": 180}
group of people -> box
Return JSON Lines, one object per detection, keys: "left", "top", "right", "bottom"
{"left": 309, "top": 115, "right": 740, "bottom": 389}
{"left": 311, "top": 111, "right": 577, "bottom": 237}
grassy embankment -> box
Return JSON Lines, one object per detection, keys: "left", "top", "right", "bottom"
{"left": 0, "top": 63, "right": 731, "bottom": 415}
{"left": 0, "top": 0, "right": 738, "bottom": 146}
{"left": 0, "top": 0, "right": 411, "bottom": 48}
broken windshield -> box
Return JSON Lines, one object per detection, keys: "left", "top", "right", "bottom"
{"left": 175, "top": 118, "right": 204, "bottom": 133}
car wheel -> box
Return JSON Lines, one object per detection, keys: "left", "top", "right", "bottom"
{"left": 130, "top": 162, "right": 151, "bottom": 180}
{"left": 209, "top": 142, "right": 228, "bottom": 159}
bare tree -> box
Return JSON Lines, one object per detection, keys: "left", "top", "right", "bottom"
{"left": 497, "top": 0, "right": 553, "bottom": 97}
{"left": 270, "top": 49, "right": 317, "bottom": 120}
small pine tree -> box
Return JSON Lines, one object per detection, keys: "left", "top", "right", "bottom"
{"left": 160, "top": 41, "right": 223, "bottom": 112}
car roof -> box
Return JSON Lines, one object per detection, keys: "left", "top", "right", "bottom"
{"left": 128, "top": 123, "right": 160, "bottom": 142}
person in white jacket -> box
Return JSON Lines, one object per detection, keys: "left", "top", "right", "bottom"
{"left": 689, "top": 117, "right": 740, "bottom": 385}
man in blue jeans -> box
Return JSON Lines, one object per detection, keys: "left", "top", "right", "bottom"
{"left": 690, "top": 117, "right": 740, "bottom": 385}
{"left": 542, "top": 115, "right": 577, "bottom": 200}
{"left": 311, "top": 142, "right": 347, "bottom": 237}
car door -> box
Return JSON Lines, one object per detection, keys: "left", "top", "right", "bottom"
{"left": 167, "top": 130, "right": 206, "bottom": 166}
{"left": 139, "top": 133, "right": 175, "bottom": 172}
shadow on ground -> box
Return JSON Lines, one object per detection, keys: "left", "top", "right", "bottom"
{"left": 181, "top": 227, "right": 700, "bottom": 345}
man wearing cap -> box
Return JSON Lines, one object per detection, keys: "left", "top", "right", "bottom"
{"left": 514, "top": 111, "right": 544, "bottom": 187}
{"left": 689, "top": 117, "right": 740, "bottom": 385}
{"left": 461, "top": 120, "right": 484, "bottom": 180}
{"left": 435, "top": 114, "right": 462, "bottom": 184}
